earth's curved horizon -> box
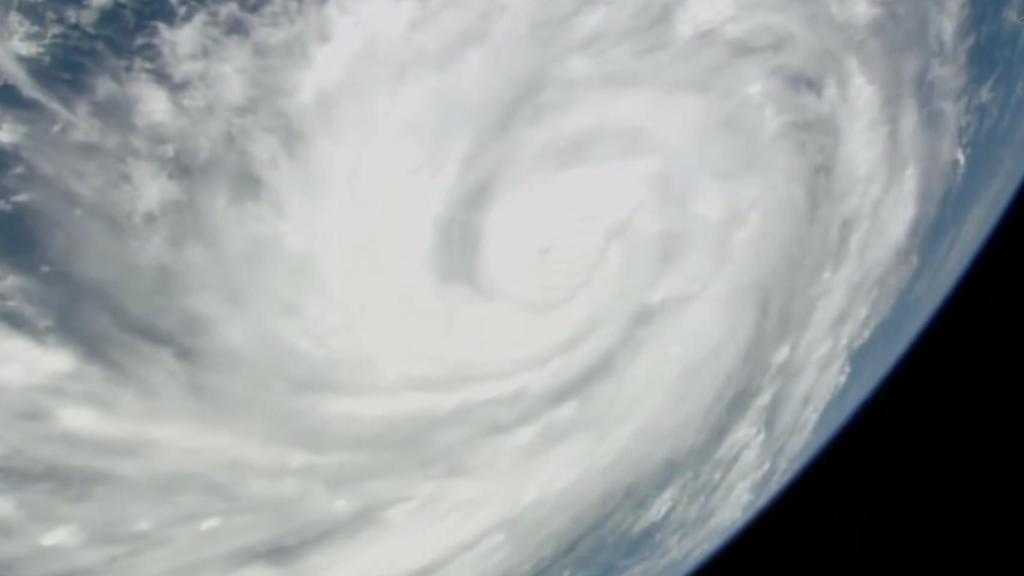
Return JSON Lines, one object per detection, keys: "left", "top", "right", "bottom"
{"left": 0, "top": 1, "right": 1021, "bottom": 575}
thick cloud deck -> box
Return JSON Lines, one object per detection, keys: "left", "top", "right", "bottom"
{"left": 0, "top": 1, "right": 967, "bottom": 575}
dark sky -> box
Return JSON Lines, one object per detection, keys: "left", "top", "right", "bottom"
{"left": 694, "top": 179, "right": 1023, "bottom": 575}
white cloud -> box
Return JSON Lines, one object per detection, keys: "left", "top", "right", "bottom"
{"left": 0, "top": 1, "right": 969, "bottom": 574}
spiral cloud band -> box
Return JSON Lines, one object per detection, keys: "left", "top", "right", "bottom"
{"left": 0, "top": 1, "right": 967, "bottom": 574}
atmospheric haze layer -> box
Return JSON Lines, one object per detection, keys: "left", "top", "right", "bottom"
{"left": 0, "top": 1, "right": 968, "bottom": 575}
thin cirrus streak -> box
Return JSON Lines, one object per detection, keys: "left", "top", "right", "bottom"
{"left": 0, "top": 1, "right": 966, "bottom": 575}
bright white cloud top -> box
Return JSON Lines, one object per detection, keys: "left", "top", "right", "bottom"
{"left": 0, "top": 1, "right": 973, "bottom": 575}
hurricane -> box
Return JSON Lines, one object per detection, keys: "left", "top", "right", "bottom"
{"left": 0, "top": 1, "right": 969, "bottom": 575}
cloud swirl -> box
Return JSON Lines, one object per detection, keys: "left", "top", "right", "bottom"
{"left": 0, "top": 1, "right": 967, "bottom": 575}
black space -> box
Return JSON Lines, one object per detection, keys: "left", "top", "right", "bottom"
{"left": 694, "top": 182, "right": 1023, "bottom": 575}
